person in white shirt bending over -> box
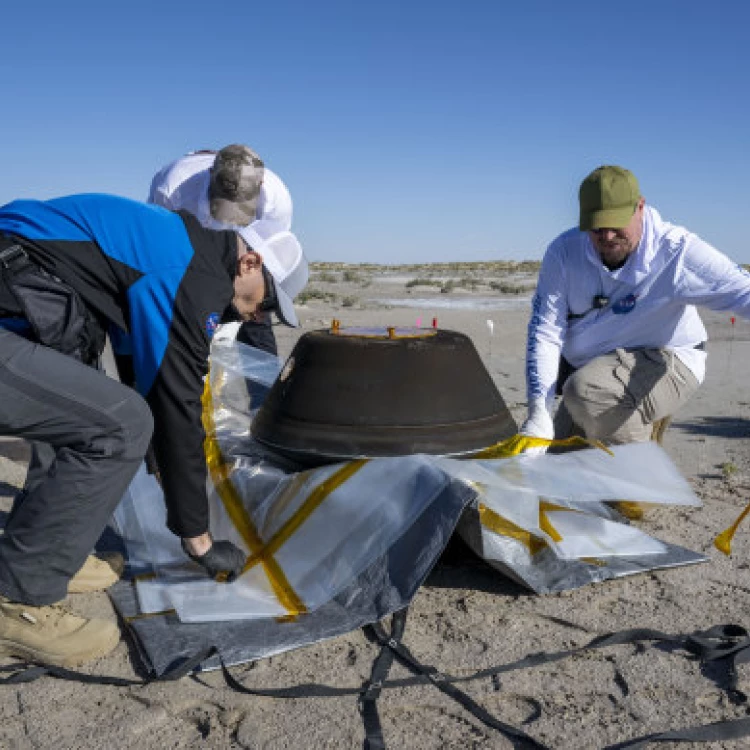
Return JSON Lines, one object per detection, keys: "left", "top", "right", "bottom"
{"left": 149, "top": 145, "right": 293, "bottom": 240}
{"left": 149, "top": 145, "right": 306, "bottom": 355}
{"left": 521, "top": 165, "right": 750, "bottom": 448}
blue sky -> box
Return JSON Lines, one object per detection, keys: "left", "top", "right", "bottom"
{"left": 2, "top": 1, "right": 748, "bottom": 263}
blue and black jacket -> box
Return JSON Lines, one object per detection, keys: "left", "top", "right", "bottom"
{"left": 0, "top": 194, "right": 238, "bottom": 537}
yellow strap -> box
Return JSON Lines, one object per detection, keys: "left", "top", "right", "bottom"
{"left": 471, "top": 434, "right": 613, "bottom": 459}
{"left": 244, "top": 459, "right": 369, "bottom": 571}
{"left": 715, "top": 500, "right": 750, "bottom": 555}
{"left": 611, "top": 501, "right": 645, "bottom": 520}
{"left": 538, "top": 508, "right": 563, "bottom": 542}
{"left": 580, "top": 557, "right": 607, "bottom": 566}
{"left": 202, "top": 373, "right": 307, "bottom": 616}
{"left": 538, "top": 499, "right": 582, "bottom": 544}
{"left": 539, "top": 500, "right": 580, "bottom": 513}
{"left": 478, "top": 503, "right": 547, "bottom": 555}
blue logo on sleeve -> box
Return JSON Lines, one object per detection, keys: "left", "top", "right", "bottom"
{"left": 206, "top": 312, "right": 221, "bottom": 338}
{"left": 612, "top": 293, "right": 637, "bottom": 315}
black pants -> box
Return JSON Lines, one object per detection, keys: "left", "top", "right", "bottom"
{"left": 0, "top": 329, "right": 153, "bottom": 605}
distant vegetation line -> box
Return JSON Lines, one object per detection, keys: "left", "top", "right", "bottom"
{"left": 311, "top": 261, "right": 750, "bottom": 273}
{"left": 310, "top": 260, "right": 542, "bottom": 274}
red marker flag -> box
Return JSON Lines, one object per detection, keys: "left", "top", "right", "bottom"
{"left": 731, "top": 317, "right": 736, "bottom": 325}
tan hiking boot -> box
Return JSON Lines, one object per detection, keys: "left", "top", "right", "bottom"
{"left": 68, "top": 552, "right": 124, "bottom": 594}
{"left": 0, "top": 596, "right": 120, "bottom": 667}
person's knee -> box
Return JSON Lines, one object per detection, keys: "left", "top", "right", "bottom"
{"left": 92, "top": 393, "right": 153, "bottom": 461}
{"left": 118, "top": 395, "right": 154, "bottom": 457}
{"left": 560, "top": 370, "right": 594, "bottom": 429}
{"left": 561, "top": 369, "right": 623, "bottom": 441}
{"left": 562, "top": 374, "right": 653, "bottom": 443}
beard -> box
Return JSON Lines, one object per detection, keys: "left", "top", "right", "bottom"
{"left": 593, "top": 237, "right": 635, "bottom": 269}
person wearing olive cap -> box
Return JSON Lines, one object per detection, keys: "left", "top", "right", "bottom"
{"left": 520, "top": 165, "right": 750, "bottom": 449}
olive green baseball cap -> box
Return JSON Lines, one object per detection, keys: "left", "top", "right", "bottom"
{"left": 579, "top": 166, "right": 641, "bottom": 231}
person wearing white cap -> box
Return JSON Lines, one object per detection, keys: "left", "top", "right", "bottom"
{"left": 0, "top": 194, "right": 301, "bottom": 666}
{"left": 148, "top": 145, "right": 308, "bottom": 351}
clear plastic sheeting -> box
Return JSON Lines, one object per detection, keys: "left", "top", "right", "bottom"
{"left": 108, "top": 475, "right": 474, "bottom": 675}
{"left": 111, "top": 333, "right": 708, "bottom": 628}
{"left": 113, "top": 463, "right": 183, "bottom": 572}
{"left": 543, "top": 511, "right": 667, "bottom": 559}
{"left": 458, "top": 502, "right": 707, "bottom": 595}
{"left": 510, "top": 442, "right": 701, "bottom": 507}
{"left": 172, "top": 456, "right": 452, "bottom": 622}
{"left": 433, "top": 457, "right": 540, "bottom": 531}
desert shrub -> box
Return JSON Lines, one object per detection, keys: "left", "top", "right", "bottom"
{"left": 455, "top": 276, "right": 480, "bottom": 290}
{"left": 341, "top": 296, "right": 357, "bottom": 307}
{"left": 297, "top": 288, "right": 338, "bottom": 304}
{"left": 440, "top": 279, "right": 456, "bottom": 294}
{"left": 406, "top": 277, "right": 443, "bottom": 289}
{"left": 342, "top": 270, "right": 363, "bottom": 283}
{"left": 313, "top": 271, "right": 339, "bottom": 283}
{"left": 489, "top": 281, "right": 536, "bottom": 294}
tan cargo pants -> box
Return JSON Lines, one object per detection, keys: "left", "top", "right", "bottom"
{"left": 553, "top": 348, "right": 700, "bottom": 445}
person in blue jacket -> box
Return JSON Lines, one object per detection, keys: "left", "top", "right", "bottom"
{"left": 0, "top": 194, "right": 294, "bottom": 666}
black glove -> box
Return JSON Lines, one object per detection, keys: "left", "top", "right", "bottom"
{"left": 182, "top": 539, "right": 246, "bottom": 582}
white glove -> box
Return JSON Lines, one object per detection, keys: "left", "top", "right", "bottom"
{"left": 519, "top": 401, "right": 554, "bottom": 456}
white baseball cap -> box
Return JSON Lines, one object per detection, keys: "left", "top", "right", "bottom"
{"left": 238, "top": 226, "right": 308, "bottom": 327}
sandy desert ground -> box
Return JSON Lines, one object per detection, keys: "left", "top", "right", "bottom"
{"left": 2, "top": 261, "right": 750, "bottom": 749}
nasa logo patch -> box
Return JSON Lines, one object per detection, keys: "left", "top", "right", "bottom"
{"left": 612, "top": 293, "right": 637, "bottom": 315}
{"left": 206, "top": 312, "right": 221, "bottom": 338}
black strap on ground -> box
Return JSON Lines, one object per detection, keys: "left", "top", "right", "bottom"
{"left": 3, "top": 622, "right": 750, "bottom": 748}
{"left": 216, "top": 664, "right": 363, "bottom": 698}
{"left": 602, "top": 715, "right": 750, "bottom": 749}
{"left": 358, "top": 608, "right": 408, "bottom": 750}
{"left": 0, "top": 647, "right": 215, "bottom": 687}
{"left": 361, "top": 622, "right": 750, "bottom": 704}
{"left": 366, "top": 612, "right": 551, "bottom": 750}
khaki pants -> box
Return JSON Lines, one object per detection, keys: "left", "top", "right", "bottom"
{"left": 554, "top": 348, "right": 699, "bottom": 445}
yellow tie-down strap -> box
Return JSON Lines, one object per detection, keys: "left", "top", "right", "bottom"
{"left": 202, "top": 373, "right": 306, "bottom": 616}
{"left": 468, "top": 434, "right": 613, "bottom": 557}
{"left": 202, "top": 371, "right": 369, "bottom": 616}
{"left": 471, "top": 433, "right": 613, "bottom": 460}
{"left": 476, "top": 498, "right": 583, "bottom": 554}
{"left": 473, "top": 434, "right": 750, "bottom": 559}
{"left": 243, "top": 459, "right": 368, "bottom": 572}
{"left": 478, "top": 503, "right": 547, "bottom": 555}
{"left": 715, "top": 501, "right": 750, "bottom": 556}
{"left": 470, "top": 434, "right": 613, "bottom": 550}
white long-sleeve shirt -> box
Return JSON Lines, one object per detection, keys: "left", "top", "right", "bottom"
{"left": 148, "top": 151, "right": 293, "bottom": 240}
{"left": 526, "top": 206, "right": 750, "bottom": 409}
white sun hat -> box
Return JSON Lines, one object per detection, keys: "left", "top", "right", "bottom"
{"left": 238, "top": 225, "right": 309, "bottom": 327}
